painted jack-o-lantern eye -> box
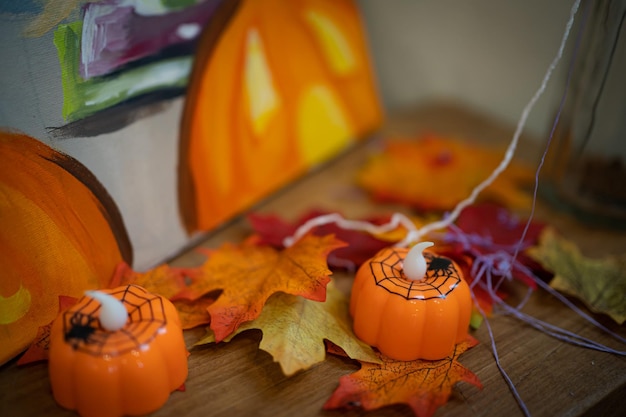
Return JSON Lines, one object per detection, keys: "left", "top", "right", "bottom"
{"left": 350, "top": 244, "right": 472, "bottom": 361}
{"left": 49, "top": 285, "right": 188, "bottom": 417}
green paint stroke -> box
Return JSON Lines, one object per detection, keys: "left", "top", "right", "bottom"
{"left": 53, "top": 22, "right": 192, "bottom": 122}
{"left": 161, "top": 0, "right": 200, "bottom": 10}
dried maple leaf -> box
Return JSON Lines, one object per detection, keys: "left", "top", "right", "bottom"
{"left": 111, "top": 262, "right": 195, "bottom": 299}
{"left": 324, "top": 336, "right": 481, "bottom": 417}
{"left": 175, "top": 234, "right": 346, "bottom": 342}
{"left": 357, "top": 135, "right": 533, "bottom": 212}
{"left": 528, "top": 228, "right": 626, "bottom": 324}
{"left": 172, "top": 296, "right": 216, "bottom": 330}
{"left": 110, "top": 261, "right": 214, "bottom": 329}
{"left": 17, "top": 296, "right": 78, "bottom": 366}
{"left": 195, "top": 281, "right": 380, "bottom": 375}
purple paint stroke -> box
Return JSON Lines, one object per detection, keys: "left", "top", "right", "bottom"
{"left": 80, "top": 0, "right": 224, "bottom": 79}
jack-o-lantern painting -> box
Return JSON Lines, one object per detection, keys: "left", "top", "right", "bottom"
{"left": 0, "top": 131, "right": 132, "bottom": 365}
{"left": 179, "top": 0, "right": 383, "bottom": 232}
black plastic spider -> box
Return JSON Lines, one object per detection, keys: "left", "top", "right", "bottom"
{"left": 426, "top": 255, "right": 456, "bottom": 279}
{"left": 64, "top": 312, "right": 99, "bottom": 349}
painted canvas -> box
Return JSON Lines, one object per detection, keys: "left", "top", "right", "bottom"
{"left": 0, "top": 0, "right": 382, "bottom": 364}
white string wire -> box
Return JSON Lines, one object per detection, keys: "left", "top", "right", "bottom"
{"left": 409, "top": 0, "right": 579, "bottom": 241}
{"left": 282, "top": 212, "right": 417, "bottom": 247}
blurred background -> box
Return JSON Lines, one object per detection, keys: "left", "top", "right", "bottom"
{"left": 358, "top": 0, "right": 574, "bottom": 138}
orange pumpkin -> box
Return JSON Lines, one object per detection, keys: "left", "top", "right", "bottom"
{"left": 49, "top": 285, "right": 188, "bottom": 417}
{"left": 350, "top": 243, "right": 472, "bottom": 361}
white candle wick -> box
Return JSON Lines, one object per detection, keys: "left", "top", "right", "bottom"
{"left": 85, "top": 290, "right": 128, "bottom": 331}
{"left": 403, "top": 241, "right": 434, "bottom": 281}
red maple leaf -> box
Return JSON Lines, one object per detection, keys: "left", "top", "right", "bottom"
{"left": 447, "top": 203, "right": 549, "bottom": 289}
{"left": 248, "top": 209, "right": 393, "bottom": 270}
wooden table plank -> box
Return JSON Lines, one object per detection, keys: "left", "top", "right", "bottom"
{"left": 2, "top": 103, "right": 625, "bottom": 417}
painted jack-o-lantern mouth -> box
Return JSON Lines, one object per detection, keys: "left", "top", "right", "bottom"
{"left": 350, "top": 244, "right": 472, "bottom": 361}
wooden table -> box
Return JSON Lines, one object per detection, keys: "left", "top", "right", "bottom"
{"left": 2, "top": 103, "right": 625, "bottom": 417}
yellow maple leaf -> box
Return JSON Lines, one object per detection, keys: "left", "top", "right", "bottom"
{"left": 195, "top": 281, "right": 380, "bottom": 376}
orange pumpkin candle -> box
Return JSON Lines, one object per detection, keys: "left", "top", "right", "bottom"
{"left": 350, "top": 242, "right": 472, "bottom": 361}
{"left": 49, "top": 285, "right": 188, "bottom": 417}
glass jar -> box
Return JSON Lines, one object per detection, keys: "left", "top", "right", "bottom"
{"left": 542, "top": 0, "right": 626, "bottom": 228}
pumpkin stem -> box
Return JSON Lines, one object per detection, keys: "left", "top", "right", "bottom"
{"left": 403, "top": 241, "right": 434, "bottom": 281}
{"left": 85, "top": 290, "right": 129, "bottom": 331}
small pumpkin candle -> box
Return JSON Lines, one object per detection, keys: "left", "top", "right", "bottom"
{"left": 350, "top": 242, "right": 472, "bottom": 361}
{"left": 49, "top": 284, "right": 188, "bottom": 417}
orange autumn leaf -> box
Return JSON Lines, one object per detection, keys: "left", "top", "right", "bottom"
{"left": 175, "top": 234, "right": 346, "bottom": 342}
{"left": 324, "top": 336, "right": 482, "bottom": 417}
{"left": 357, "top": 135, "right": 533, "bottom": 212}
{"left": 111, "top": 262, "right": 213, "bottom": 329}
{"left": 172, "top": 296, "right": 216, "bottom": 330}
{"left": 111, "top": 262, "right": 195, "bottom": 299}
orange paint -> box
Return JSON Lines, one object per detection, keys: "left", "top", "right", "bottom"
{"left": 180, "top": 0, "right": 382, "bottom": 233}
{"left": 0, "top": 131, "right": 131, "bottom": 365}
